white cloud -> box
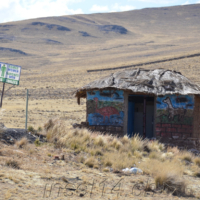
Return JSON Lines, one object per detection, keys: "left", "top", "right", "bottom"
{"left": 90, "top": 5, "right": 109, "bottom": 12}
{"left": 111, "top": 3, "right": 135, "bottom": 12}
{"left": 196, "top": 0, "right": 200, "bottom": 3}
{"left": 0, "top": 0, "right": 83, "bottom": 23}
{"left": 128, "top": 0, "right": 178, "bottom": 4}
{"left": 90, "top": 3, "right": 135, "bottom": 13}
{"left": 182, "top": 1, "right": 190, "bottom": 5}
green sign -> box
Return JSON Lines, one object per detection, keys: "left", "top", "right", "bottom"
{"left": 0, "top": 62, "right": 21, "bottom": 85}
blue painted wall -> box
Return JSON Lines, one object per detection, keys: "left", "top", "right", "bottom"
{"left": 156, "top": 94, "right": 194, "bottom": 125}
{"left": 87, "top": 90, "right": 124, "bottom": 126}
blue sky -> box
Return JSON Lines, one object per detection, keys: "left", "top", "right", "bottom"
{"left": 0, "top": 0, "right": 199, "bottom": 23}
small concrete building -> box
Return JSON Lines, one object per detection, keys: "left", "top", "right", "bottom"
{"left": 75, "top": 68, "right": 200, "bottom": 139}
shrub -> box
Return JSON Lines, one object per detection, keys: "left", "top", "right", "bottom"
{"left": 133, "top": 151, "right": 143, "bottom": 159}
{"left": 76, "top": 156, "right": 85, "bottom": 163}
{"left": 15, "top": 137, "right": 28, "bottom": 148}
{"left": 193, "top": 171, "right": 200, "bottom": 177}
{"left": 104, "top": 160, "right": 112, "bottom": 167}
{"left": 37, "top": 126, "right": 42, "bottom": 132}
{"left": 28, "top": 125, "right": 35, "bottom": 133}
{"left": 147, "top": 140, "right": 165, "bottom": 152}
{"left": 111, "top": 138, "right": 122, "bottom": 150}
{"left": 130, "top": 134, "right": 144, "bottom": 152}
{"left": 84, "top": 157, "right": 97, "bottom": 168}
{"left": 94, "top": 149, "right": 103, "bottom": 156}
{"left": 44, "top": 119, "right": 54, "bottom": 131}
{"left": 6, "top": 160, "right": 20, "bottom": 169}
{"left": 34, "top": 138, "right": 41, "bottom": 146}
{"left": 103, "top": 168, "right": 110, "bottom": 172}
{"left": 103, "top": 152, "right": 135, "bottom": 170}
{"left": 121, "top": 135, "right": 129, "bottom": 145}
{"left": 94, "top": 135, "right": 105, "bottom": 147}
{"left": 167, "top": 146, "right": 179, "bottom": 154}
{"left": 155, "top": 173, "right": 186, "bottom": 196}
{"left": 149, "top": 151, "right": 160, "bottom": 160}
{"left": 194, "top": 157, "right": 200, "bottom": 167}
{"left": 180, "top": 151, "right": 193, "bottom": 163}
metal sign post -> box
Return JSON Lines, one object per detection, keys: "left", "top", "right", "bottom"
{"left": 25, "top": 89, "right": 29, "bottom": 130}
{"left": 0, "top": 82, "right": 5, "bottom": 108}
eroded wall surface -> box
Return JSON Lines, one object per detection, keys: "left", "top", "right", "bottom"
{"left": 86, "top": 90, "right": 124, "bottom": 135}
{"left": 156, "top": 95, "right": 194, "bottom": 138}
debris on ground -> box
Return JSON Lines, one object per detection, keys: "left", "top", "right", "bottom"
{"left": 54, "top": 155, "right": 60, "bottom": 160}
{"left": 122, "top": 167, "right": 143, "bottom": 174}
{"left": 0, "top": 127, "right": 45, "bottom": 144}
{"left": 188, "top": 148, "right": 200, "bottom": 156}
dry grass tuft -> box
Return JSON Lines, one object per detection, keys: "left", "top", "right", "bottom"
{"left": 130, "top": 134, "right": 145, "bottom": 152}
{"left": 15, "top": 137, "right": 28, "bottom": 148}
{"left": 44, "top": 119, "right": 55, "bottom": 131}
{"left": 111, "top": 138, "right": 122, "bottom": 150}
{"left": 84, "top": 157, "right": 98, "bottom": 168}
{"left": 43, "top": 118, "right": 179, "bottom": 172}
{"left": 179, "top": 151, "right": 193, "bottom": 163}
{"left": 147, "top": 140, "right": 165, "bottom": 152}
{"left": 121, "top": 135, "right": 129, "bottom": 145}
{"left": 103, "top": 168, "right": 110, "bottom": 172}
{"left": 149, "top": 151, "right": 160, "bottom": 160}
{"left": 193, "top": 171, "right": 200, "bottom": 177}
{"left": 194, "top": 157, "right": 200, "bottom": 167}
{"left": 133, "top": 151, "right": 143, "bottom": 159}
{"left": 139, "top": 159, "right": 186, "bottom": 195}
{"left": 103, "top": 152, "right": 136, "bottom": 170}
{"left": 6, "top": 160, "right": 20, "bottom": 169}
{"left": 94, "top": 135, "right": 106, "bottom": 147}
{"left": 167, "top": 146, "right": 179, "bottom": 154}
{"left": 155, "top": 173, "right": 186, "bottom": 195}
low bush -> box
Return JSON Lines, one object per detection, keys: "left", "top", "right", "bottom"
{"left": 34, "top": 138, "right": 42, "bottom": 146}
{"left": 130, "top": 134, "right": 145, "bottom": 152}
{"left": 37, "top": 126, "right": 42, "bottom": 132}
{"left": 28, "top": 125, "right": 35, "bottom": 133}
{"left": 6, "top": 160, "right": 20, "bottom": 169}
{"left": 155, "top": 173, "right": 186, "bottom": 195}
{"left": 194, "top": 157, "right": 200, "bottom": 167}
{"left": 148, "top": 140, "right": 165, "bottom": 152}
{"left": 84, "top": 157, "right": 98, "bottom": 168}
{"left": 149, "top": 151, "right": 160, "bottom": 160}
{"left": 15, "top": 137, "right": 28, "bottom": 148}
{"left": 180, "top": 151, "right": 193, "bottom": 163}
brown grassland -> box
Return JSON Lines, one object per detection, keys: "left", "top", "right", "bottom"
{"left": 1, "top": 4, "right": 200, "bottom": 199}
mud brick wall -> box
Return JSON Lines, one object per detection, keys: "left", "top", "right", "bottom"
{"left": 156, "top": 123, "right": 193, "bottom": 138}
{"left": 158, "top": 137, "right": 200, "bottom": 151}
{"left": 156, "top": 94, "right": 194, "bottom": 138}
{"left": 88, "top": 125, "right": 124, "bottom": 137}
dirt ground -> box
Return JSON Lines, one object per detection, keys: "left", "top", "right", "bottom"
{"left": 0, "top": 54, "right": 200, "bottom": 130}
{"left": 0, "top": 141, "right": 199, "bottom": 200}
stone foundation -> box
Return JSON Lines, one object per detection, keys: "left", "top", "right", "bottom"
{"left": 73, "top": 122, "right": 124, "bottom": 137}
{"left": 156, "top": 123, "right": 193, "bottom": 138}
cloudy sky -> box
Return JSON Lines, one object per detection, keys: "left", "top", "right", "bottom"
{"left": 0, "top": 0, "right": 199, "bottom": 23}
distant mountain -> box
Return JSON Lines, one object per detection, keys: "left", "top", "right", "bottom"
{"left": 0, "top": 4, "right": 200, "bottom": 70}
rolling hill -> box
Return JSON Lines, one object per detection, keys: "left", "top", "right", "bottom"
{"left": 0, "top": 4, "right": 200, "bottom": 71}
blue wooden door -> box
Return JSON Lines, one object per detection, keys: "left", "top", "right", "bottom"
{"left": 128, "top": 101, "right": 134, "bottom": 137}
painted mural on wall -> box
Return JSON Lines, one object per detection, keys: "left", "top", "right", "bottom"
{"left": 87, "top": 90, "right": 124, "bottom": 126}
{"left": 156, "top": 95, "right": 194, "bottom": 125}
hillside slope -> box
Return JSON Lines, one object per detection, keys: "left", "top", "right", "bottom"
{"left": 0, "top": 4, "right": 200, "bottom": 71}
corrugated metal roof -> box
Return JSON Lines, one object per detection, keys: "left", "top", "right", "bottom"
{"left": 75, "top": 68, "right": 200, "bottom": 98}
